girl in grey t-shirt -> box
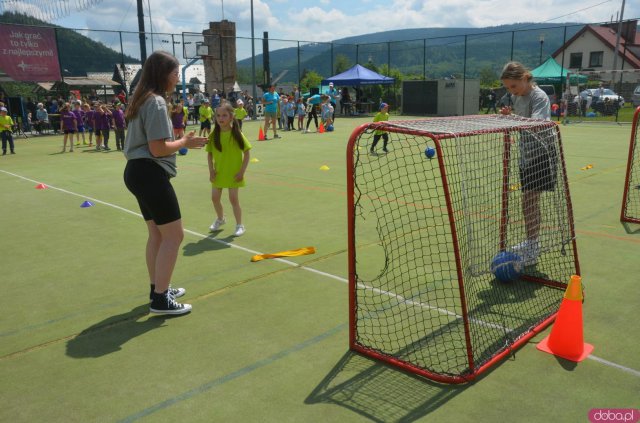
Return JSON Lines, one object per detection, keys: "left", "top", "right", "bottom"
{"left": 500, "top": 61, "right": 554, "bottom": 267}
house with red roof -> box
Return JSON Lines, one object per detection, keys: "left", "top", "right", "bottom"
{"left": 552, "top": 20, "right": 639, "bottom": 84}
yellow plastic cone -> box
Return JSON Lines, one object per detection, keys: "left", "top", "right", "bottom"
{"left": 319, "top": 165, "right": 330, "bottom": 171}
{"left": 251, "top": 247, "right": 316, "bottom": 262}
{"left": 250, "top": 158, "right": 259, "bottom": 163}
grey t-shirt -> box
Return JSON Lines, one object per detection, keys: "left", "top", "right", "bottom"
{"left": 511, "top": 85, "right": 550, "bottom": 120}
{"left": 124, "top": 94, "right": 176, "bottom": 177}
{"left": 512, "top": 86, "right": 553, "bottom": 167}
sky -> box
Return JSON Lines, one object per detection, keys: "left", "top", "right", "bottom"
{"left": 6, "top": 0, "right": 640, "bottom": 61}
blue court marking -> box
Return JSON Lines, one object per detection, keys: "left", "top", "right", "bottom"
{"left": 117, "top": 323, "right": 347, "bottom": 422}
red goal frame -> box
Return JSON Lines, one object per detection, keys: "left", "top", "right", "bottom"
{"left": 346, "top": 115, "right": 580, "bottom": 383}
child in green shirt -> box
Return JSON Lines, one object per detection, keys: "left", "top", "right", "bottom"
{"left": 234, "top": 99, "right": 248, "bottom": 130}
{"left": 0, "top": 107, "right": 15, "bottom": 155}
{"left": 370, "top": 103, "right": 390, "bottom": 155}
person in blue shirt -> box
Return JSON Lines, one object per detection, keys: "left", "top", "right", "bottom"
{"left": 304, "top": 93, "right": 322, "bottom": 133}
{"left": 211, "top": 89, "right": 221, "bottom": 109}
{"left": 262, "top": 85, "right": 280, "bottom": 139}
{"left": 325, "top": 82, "right": 339, "bottom": 122}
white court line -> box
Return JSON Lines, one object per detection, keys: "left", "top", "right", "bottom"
{"left": 3, "top": 169, "right": 639, "bottom": 378}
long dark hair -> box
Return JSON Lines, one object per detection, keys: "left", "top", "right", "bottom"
{"left": 212, "top": 102, "right": 245, "bottom": 152}
{"left": 125, "top": 51, "right": 179, "bottom": 122}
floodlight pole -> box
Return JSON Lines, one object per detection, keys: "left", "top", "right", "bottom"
{"left": 136, "top": 0, "right": 147, "bottom": 65}
{"left": 250, "top": 0, "right": 257, "bottom": 120}
{"left": 611, "top": 0, "right": 625, "bottom": 84}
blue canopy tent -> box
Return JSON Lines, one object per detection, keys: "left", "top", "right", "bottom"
{"left": 321, "top": 64, "right": 395, "bottom": 114}
{"left": 321, "top": 64, "right": 395, "bottom": 86}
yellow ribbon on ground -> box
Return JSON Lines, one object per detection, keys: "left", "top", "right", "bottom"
{"left": 251, "top": 247, "right": 316, "bottom": 262}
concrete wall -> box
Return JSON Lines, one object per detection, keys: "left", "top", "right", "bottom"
{"left": 436, "top": 79, "right": 480, "bottom": 116}
{"left": 203, "top": 20, "right": 237, "bottom": 95}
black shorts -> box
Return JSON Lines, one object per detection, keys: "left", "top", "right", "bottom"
{"left": 200, "top": 120, "right": 211, "bottom": 130}
{"left": 123, "top": 159, "right": 181, "bottom": 225}
{"left": 519, "top": 131, "right": 558, "bottom": 192}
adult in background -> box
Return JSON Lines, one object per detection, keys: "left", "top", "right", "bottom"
{"left": 211, "top": 89, "right": 221, "bottom": 109}
{"left": 303, "top": 92, "right": 322, "bottom": 133}
{"left": 123, "top": 51, "right": 208, "bottom": 315}
{"left": 262, "top": 84, "right": 280, "bottom": 139}
{"left": 117, "top": 89, "right": 127, "bottom": 105}
{"left": 485, "top": 89, "right": 497, "bottom": 113}
{"left": 34, "top": 102, "right": 49, "bottom": 134}
{"left": 325, "top": 82, "right": 339, "bottom": 121}
{"left": 340, "top": 87, "right": 351, "bottom": 115}
{"left": 26, "top": 97, "right": 37, "bottom": 130}
{"left": 192, "top": 89, "right": 204, "bottom": 122}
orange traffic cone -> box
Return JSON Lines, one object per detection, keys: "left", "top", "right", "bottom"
{"left": 318, "top": 123, "right": 325, "bottom": 133}
{"left": 537, "top": 275, "right": 593, "bottom": 362}
{"left": 258, "top": 126, "right": 265, "bottom": 141}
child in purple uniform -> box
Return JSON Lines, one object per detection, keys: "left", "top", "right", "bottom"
{"left": 113, "top": 102, "right": 126, "bottom": 151}
{"left": 94, "top": 104, "right": 113, "bottom": 151}
{"left": 170, "top": 100, "right": 186, "bottom": 140}
{"left": 83, "top": 103, "right": 94, "bottom": 147}
{"left": 72, "top": 101, "right": 86, "bottom": 146}
{"left": 60, "top": 103, "right": 78, "bottom": 152}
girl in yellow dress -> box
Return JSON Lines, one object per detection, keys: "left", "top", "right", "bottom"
{"left": 206, "top": 102, "right": 252, "bottom": 236}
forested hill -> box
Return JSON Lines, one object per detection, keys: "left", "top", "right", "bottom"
{"left": 0, "top": 12, "right": 139, "bottom": 76}
{"left": 237, "top": 22, "right": 591, "bottom": 82}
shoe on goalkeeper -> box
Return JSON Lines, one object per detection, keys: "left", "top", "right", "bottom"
{"left": 509, "top": 239, "right": 540, "bottom": 266}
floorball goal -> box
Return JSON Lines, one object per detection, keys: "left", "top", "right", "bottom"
{"left": 346, "top": 114, "right": 580, "bottom": 383}
{"left": 621, "top": 107, "right": 640, "bottom": 224}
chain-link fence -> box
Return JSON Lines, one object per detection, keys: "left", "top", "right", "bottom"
{"left": 1, "top": 19, "right": 638, "bottom": 122}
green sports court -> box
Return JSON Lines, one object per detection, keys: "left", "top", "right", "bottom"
{"left": 1, "top": 115, "right": 639, "bottom": 422}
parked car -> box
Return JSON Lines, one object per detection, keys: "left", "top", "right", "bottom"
{"left": 538, "top": 85, "right": 557, "bottom": 105}
{"left": 579, "top": 88, "right": 625, "bottom": 108}
{"left": 632, "top": 85, "right": 640, "bottom": 108}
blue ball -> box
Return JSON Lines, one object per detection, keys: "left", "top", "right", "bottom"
{"left": 425, "top": 146, "right": 436, "bottom": 159}
{"left": 178, "top": 147, "right": 188, "bottom": 155}
{"left": 326, "top": 124, "right": 334, "bottom": 132}
{"left": 490, "top": 251, "right": 523, "bottom": 283}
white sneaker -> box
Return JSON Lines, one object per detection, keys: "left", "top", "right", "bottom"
{"left": 509, "top": 239, "right": 540, "bottom": 266}
{"left": 209, "top": 217, "right": 226, "bottom": 231}
{"left": 233, "top": 224, "right": 245, "bottom": 237}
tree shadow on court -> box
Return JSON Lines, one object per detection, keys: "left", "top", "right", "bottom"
{"left": 65, "top": 304, "right": 172, "bottom": 358}
{"left": 305, "top": 351, "right": 468, "bottom": 422}
{"left": 182, "top": 235, "right": 232, "bottom": 256}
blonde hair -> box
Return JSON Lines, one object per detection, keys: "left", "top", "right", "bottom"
{"left": 211, "top": 102, "right": 245, "bottom": 152}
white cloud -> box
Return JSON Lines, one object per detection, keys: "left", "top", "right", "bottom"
{"left": 37, "top": 0, "right": 638, "bottom": 61}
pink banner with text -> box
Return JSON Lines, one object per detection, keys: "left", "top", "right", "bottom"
{"left": 0, "top": 24, "right": 61, "bottom": 82}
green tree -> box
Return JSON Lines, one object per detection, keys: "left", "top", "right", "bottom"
{"left": 334, "top": 54, "right": 352, "bottom": 74}
{"left": 300, "top": 70, "right": 323, "bottom": 93}
{"left": 479, "top": 66, "right": 499, "bottom": 88}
